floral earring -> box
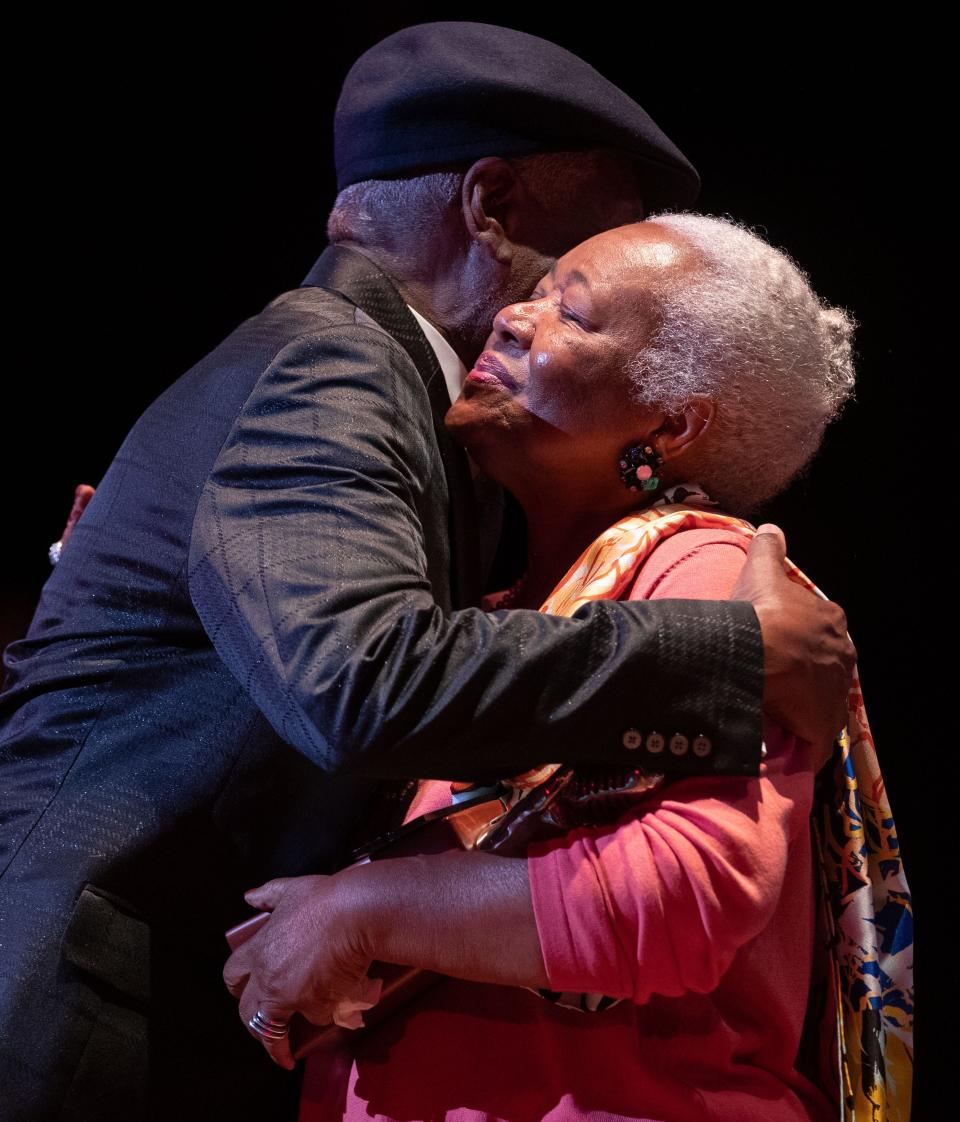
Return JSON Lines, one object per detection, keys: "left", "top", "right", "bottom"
{"left": 618, "top": 442, "right": 664, "bottom": 493}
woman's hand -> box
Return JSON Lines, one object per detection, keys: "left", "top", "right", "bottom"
{"left": 223, "top": 852, "right": 548, "bottom": 1067}
{"left": 222, "top": 873, "right": 374, "bottom": 1070}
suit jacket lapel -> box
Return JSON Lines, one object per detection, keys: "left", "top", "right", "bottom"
{"left": 303, "top": 246, "right": 482, "bottom": 608}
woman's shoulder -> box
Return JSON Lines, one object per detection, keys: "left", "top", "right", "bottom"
{"left": 627, "top": 524, "right": 750, "bottom": 602}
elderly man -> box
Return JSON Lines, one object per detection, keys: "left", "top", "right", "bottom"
{"left": 0, "top": 23, "right": 851, "bottom": 1122}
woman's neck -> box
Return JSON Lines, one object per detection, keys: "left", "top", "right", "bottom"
{"left": 513, "top": 493, "right": 653, "bottom": 610}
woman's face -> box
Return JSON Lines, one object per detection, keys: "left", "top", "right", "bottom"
{"left": 446, "top": 222, "right": 691, "bottom": 479}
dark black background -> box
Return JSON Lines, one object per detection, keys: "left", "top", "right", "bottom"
{"left": 5, "top": 10, "right": 933, "bottom": 1104}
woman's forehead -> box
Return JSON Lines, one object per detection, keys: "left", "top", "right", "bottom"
{"left": 558, "top": 224, "right": 688, "bottom": 289}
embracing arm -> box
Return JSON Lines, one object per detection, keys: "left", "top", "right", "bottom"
{"left": 222, "top": 523, "right": 828, "bottom": 1064}
{"left": 188, "top": 327, "right": 848, "bottom": 782}
{"left": 187, "top": 326, "right": 764, "bottom": 781}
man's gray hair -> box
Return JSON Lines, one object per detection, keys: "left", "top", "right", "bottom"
{"left": 327, "top": 171, "right": 463, "bottom": 248}
{"left": 629, "top": 213, "right": 856, "bottom": 512}
{"left": 326, "top": 151, "right": 638, "bottom": 252}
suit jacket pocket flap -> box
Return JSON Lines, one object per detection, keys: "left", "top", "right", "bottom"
{"left": 62, "top": 884, "right": 150, "bottom": 1004}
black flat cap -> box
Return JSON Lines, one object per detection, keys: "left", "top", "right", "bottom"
{"left": 335, "top": 22, "right": 699, "bottom": 211}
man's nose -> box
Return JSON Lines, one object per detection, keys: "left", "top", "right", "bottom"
{"left": 492, "top": 302, "right": 536, "bottom": 347}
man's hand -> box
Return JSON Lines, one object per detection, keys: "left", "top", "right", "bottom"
{"left": 222, "top": 874, "right": 374, "bottom": 1070}
{"left": 734, "top": 524, "right": 855, "bottom": 761}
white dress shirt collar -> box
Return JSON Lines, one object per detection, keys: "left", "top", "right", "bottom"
{"left": 407, "top": 306, "right": 467, "bottom": 406}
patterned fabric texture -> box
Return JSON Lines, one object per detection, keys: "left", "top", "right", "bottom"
{"left": 523, "top": 498, "right": 913, "bottom": 1121}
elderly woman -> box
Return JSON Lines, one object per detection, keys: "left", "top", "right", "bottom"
{"left": 224, "top": 216, "right": 910, "bottom": 1122}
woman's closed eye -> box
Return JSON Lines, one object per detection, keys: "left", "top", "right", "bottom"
{"left": 529, "top": 288, "right": 589, "bottom": 328}
{"left": 559, "top": 306, "right": 588, "bottom": 327}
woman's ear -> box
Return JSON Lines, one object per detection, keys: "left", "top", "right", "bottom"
{"left": 658, "top": 395, "right": 715, "bottom": 462}
{"left": 461, "top": 157, "right": 522, "bottom": 264}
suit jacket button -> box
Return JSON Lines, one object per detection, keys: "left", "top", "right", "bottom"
{"left": 622, "top": 728, "right": 643, "bottom": 750}
{"left": 646, "top": 732, "right": 665, "bottom": 754}
{"left": 693, "top": 735, "right": 712, "bottom": 758}
{"left": 669, "top": 733, "right": 689, "bottom": 756}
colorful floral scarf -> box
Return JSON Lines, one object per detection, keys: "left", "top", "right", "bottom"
{"left": 526, "top": 498, "right": 914, "bottom": 1122}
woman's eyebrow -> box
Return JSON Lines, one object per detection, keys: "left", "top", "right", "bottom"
{"left": 544, "top": 265, "right": 591, "bottom": 291}
{"left": 562, "top": 269, "right": 591, "bottom": 290}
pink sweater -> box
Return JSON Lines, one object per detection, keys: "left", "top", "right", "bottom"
{"left": 326, "top": 529, "right": 834, "bottom": 1122}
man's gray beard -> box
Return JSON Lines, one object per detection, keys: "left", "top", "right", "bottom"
{"left": 463, "top": 273, "right": 547, "bottom": 363}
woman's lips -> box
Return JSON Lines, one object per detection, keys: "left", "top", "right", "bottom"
{"left": 466, "top": 351, "right": 518, "bottom": 391}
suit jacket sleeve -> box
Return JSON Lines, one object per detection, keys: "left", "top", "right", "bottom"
{"left": 187, "top": 323, "right": 763, "bottom": 782}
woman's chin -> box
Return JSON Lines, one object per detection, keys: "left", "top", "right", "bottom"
{"left": 444, "top": 397, "right": 514, "bottom": 481}
{"left": 446, "top": 391, "right": 502, "bottom": 440}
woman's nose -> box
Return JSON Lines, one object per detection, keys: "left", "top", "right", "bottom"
{"left": 492, "top": 302, "right": 536, "bottom": 348}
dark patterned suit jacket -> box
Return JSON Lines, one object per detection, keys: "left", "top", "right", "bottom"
{"left": 0, "top": 247, "right": 763, "bottom": 1121}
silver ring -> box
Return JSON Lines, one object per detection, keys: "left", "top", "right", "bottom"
{"left": 48, "top": 540, "right": 63, "bottom": 566}
{"left": 248, "top": 1009, "right": 290, "bottom": 1041}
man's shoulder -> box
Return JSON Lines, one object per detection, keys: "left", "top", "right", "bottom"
{"left": 171, "top": 284, "right": 422, "bottom": 416}
{"left": 232, "top": 287, "right": 431, "bottom": 416}
{"left": 260, "top": 286, "right": 410, "bottom": 359}
{"left": 264, "top": 283, "right": 357, "bottom": 325}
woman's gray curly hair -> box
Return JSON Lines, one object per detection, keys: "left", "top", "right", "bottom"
{"left": 629, "top": 214, "right": 856, "bottom": 512}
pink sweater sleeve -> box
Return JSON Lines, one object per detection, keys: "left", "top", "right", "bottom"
{"left": 528, "top": 528, "right": 811, "bottom": 1003}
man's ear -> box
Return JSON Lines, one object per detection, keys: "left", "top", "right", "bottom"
{"left": 658, "top": 395, "right": 716, "bottom": 462}
{"left": 461, "top": 157, "right": 523, "bottom": 264}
